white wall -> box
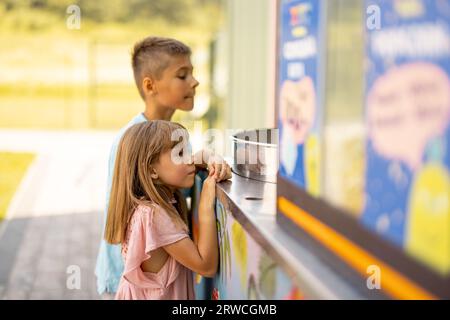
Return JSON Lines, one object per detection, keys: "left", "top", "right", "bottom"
{"left": 224, "top": 0, "right": 277, "bottom": 130}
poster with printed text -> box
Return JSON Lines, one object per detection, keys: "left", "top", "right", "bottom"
{"left": 278, "top": 0, "right": 324, "bottom": 196}
{"left": 363, "top": 0, "right": 450, "bottom": 275}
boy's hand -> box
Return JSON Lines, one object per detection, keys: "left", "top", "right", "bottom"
{"left": 206, "top": 154, "right": 232, "bottom": 181}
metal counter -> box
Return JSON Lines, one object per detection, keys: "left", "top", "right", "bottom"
{"left": 213, "top": 172, "right": 382, "bottom": 299}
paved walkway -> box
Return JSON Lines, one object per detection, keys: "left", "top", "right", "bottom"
{"left": 0, "top": 130, "right": 115, "bottom": 299}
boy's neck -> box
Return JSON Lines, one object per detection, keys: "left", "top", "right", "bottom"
{"left": 143, "top": 102, "right": 175, "bottom": 121}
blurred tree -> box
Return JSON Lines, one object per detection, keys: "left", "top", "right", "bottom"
{"left": 0, "top": 0, "right": 222, "bottom": 25}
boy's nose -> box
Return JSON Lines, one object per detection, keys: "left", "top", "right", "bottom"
{"left": 192, "top": 77, "right": 199, "bottom": 88}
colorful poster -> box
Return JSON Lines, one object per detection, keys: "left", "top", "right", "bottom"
{"left": 363, "top": 0, "right": 450, "bottom": 274}
{"left": 211, "top": 201, "right": 302, "bottom": 300}
{"left": 278, "top": 0, "right": 324, "bottom": 196}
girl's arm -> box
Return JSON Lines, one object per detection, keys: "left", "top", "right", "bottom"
{"left": 163, "top": 169, "right": 218, "bottom": 278}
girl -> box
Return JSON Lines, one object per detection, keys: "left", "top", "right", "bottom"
{"left": 104, "top": 120, "right": 218, "bottom": 300}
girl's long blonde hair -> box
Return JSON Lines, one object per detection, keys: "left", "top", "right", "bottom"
{"left": 104, "top": 120, "right": 190, "bottom": 244}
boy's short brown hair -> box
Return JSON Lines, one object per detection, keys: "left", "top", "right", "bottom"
{"left": 131, "top": 36, "right": 192, "bottom": 99}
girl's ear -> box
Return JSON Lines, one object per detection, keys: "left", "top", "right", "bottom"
{"left": 150, "top": 167, "right": 159, "bottom": 180}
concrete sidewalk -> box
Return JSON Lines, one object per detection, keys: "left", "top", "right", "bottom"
{"left": 0, "top": 130, "right": 115, "bottom": 299}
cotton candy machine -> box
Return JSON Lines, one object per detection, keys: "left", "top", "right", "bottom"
{"left": 231, "top": 129, "right": 279, "bottom": 184}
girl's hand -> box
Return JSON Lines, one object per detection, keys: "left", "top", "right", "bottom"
{"left": 200, "top": 168, "right": 217, "bottom": 210}
{"left": 207, "top": 154, "right": 232, "bottom": 182}
{"left": 193, "top": 149, "right": 232, "bottom": 182}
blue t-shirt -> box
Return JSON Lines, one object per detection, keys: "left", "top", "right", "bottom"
{"left": 95, "top": 113, "right": 148, "bottom": 294}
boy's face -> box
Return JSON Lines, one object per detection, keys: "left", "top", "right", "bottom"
{"left": 149, "top": 55, "right": 199, "bottom": 111}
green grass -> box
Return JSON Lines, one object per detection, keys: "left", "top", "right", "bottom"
{"left": 0, "top": 83, "right": 145, "bottom": 129}
{"left": 0, "top": 152, "right": 35, "bottom": 221}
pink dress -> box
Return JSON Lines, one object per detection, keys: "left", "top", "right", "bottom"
{"left": 115, "top": 204, "right": 196, "bottom": 300}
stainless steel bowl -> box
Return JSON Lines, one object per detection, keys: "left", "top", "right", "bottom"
{"left": 231, "top": 129, "right": 279, "bottom": 183}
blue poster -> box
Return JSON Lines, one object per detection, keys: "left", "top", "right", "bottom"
{"left": 363, "top": 0, "right": 450, "bottom": 274}
{"left": 278, "top": 0, "right": 324, "bottom": 196}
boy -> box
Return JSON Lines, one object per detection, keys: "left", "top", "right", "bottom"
{"left": 95, "top": 36, "right": 231, "bottom": 297}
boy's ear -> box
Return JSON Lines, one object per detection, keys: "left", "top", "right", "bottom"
{"left": 142, "top": 77, "right": 156, "bottom": 96}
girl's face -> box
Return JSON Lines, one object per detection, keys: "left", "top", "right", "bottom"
{"left": 153, "top": 144, "right": 196, "bottom": 190}
{"left": 152, "top": 55, "right": 199, "bottom": 111}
